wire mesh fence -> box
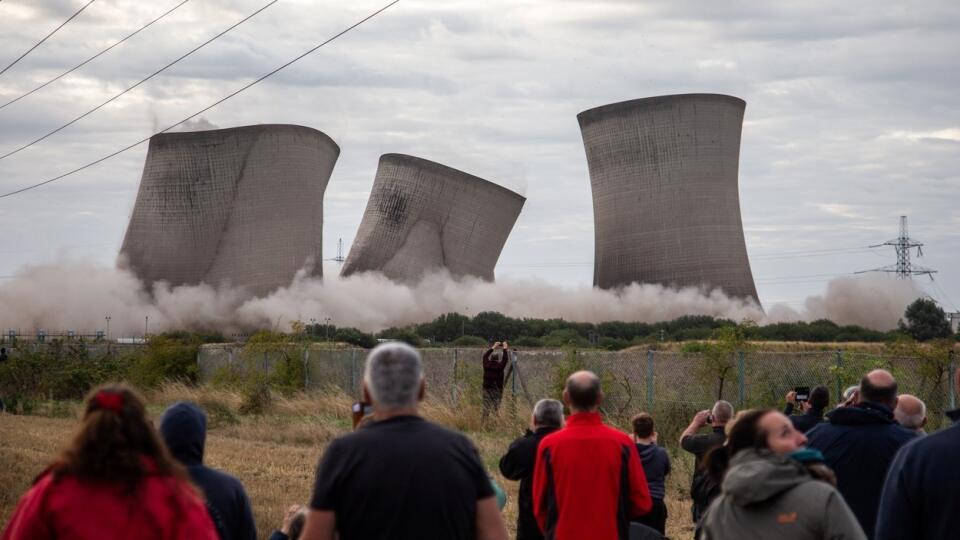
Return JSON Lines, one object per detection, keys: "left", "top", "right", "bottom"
{"left": 197, "top": 345, "right": 958, "bottom": 431}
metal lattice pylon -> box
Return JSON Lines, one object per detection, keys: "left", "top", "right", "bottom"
{"left": 857, "top": 215, "right": 936, "bottom": 279}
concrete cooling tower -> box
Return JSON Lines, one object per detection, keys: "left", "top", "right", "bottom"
{"left": 341, "top": 154, "right": 525, "bottom": 282}
{"left": 119, "top": 124, "right": 339, "bottom": 297}
{"left": 578, "top": 94, "right": 759, "bottom": 302}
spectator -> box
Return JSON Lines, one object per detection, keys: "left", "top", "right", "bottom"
{"left": 499, "top": 399, "right": 564, "bottom": 540}
{"left": 893, "top": 394, "right": 926, "bottom": 434}
{"left": 840, "top": 385, "right": 859, "bottom": 407}
{"left": 482, "top": 341, "right": 510, "bottom": 415}
{"left": 783, "top": 386, "right": 829, "bottom": 432}
{"left": 160, "top": 401, "right": 257, "bottom": 540}
{"left": 680, "top": 400, "right": 733, "bottom": 522}
{"left": 697, "top": 409, "right": 865, "bottom": 540}
{"left": 806, "top": 369, "right": 917, "bottom": 538}
{"left": 631, "top": 413, "right": 671, "bottom": 536}
{"left": 0, "top": 384, "right": 217, "bottom": 540}
{"left": 876, "top": 367, "right": 960, "bottom": 540}
{"left": 268, "top": 505, "right": 307, "bottom": 540}
{"left": 533, "top": 371, "right": 652, "bottom": 539}
{"left": 301, "top": 342, "right": 508, "bottom": 540}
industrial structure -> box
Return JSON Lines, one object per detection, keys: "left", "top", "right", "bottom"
{"left": 578, "top": 93, "right": 760, "bottom": 302}
{"left": 119, "top": 124, "right": 339, "bottom": 297}
{"left": 341, "top": 154, "right": 525, "bottom": 282}
{"left": 857, "top": 216, "right": 937, "bottom": 279}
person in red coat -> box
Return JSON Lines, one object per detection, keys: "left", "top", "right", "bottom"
{"left": 1, "top": 384, "right": 218, "bottom": 540}
{"left": 533, "top": 371, "right": 652, "bottom": 539}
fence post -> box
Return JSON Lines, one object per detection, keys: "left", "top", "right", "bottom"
{"left": 835, "top": 350, "right": 843, "bottom": 404}
{"left": 452, "top": 349, "right": 460, "bottom": 405}
{"left": 350, "top": 348, "right": 357, "bottom": 398}
{"left": 949, "top": 350, "right": 956, "bottom": 411}
{"left": 737, "top": 351, "right": 745, "bottom": 408}
{"left": 303, "top": 346, "right": 310, "bottom": 390}
{"left": 646, "top": 350, "right": 654, "bottom": 411}
{"left": 511, "top": 350, "right": 518, "bottom": 395}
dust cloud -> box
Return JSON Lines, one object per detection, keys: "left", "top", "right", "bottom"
{"left": 0, "top": 261, "right": 921, "bottom": 335}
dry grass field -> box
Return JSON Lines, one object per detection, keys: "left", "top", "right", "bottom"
{"left": 0, "top": 383, "right": 697, "bottom": 540}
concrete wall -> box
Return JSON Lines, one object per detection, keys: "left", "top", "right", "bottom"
{"left": 341, "top": 154, "right": 525, "bottom": 282}
{"left": 119, "top": 124, "right": 339, "bottom": 297}
{"left": 578, "top": 94, "right": 759, "bottom": 302}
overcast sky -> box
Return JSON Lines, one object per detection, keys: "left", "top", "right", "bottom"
{"left": 0, "top": 0, "right": 957, "bottom": 314}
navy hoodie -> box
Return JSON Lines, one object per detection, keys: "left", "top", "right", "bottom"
{"left": 876, "top": 409, "right": 960, "bottom": 540}
{"left": 635, "top": 442, "right": 671, "bottom": 500}
{"left": 806, "top": 402, "right": 916, "bottom": 539}
{"left": 160, "top": 402, "right": 257, "bottom": 540}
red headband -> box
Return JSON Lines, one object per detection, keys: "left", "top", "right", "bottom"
{"left": 94, "top": 391, "right": 124, "bottom": 413}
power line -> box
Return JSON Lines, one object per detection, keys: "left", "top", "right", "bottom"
{"left": 0, "top": 0, "right": 279, "bottom": 162}
{"left": 0, "top": 0, "right": 192, "bottom": 112}
{"left": 0, "top": 0, "right": 401, "bottom": 199}
{"left": 0, "top": 0, "right": 97, "bottom": 78}
{"left": 856, "top": 216, "right": 937, "bottom": 279}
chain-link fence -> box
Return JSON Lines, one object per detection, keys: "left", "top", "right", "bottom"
{"left": 198, "top": 346, "right": 958, "bottom": 431}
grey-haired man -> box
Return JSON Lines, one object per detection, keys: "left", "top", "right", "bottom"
{"left": 301, "top": 342, "right": 507, "bottom": 540}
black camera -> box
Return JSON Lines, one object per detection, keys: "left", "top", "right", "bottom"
{"left": 795, "top": 386, "right": 810, "bottom": 403}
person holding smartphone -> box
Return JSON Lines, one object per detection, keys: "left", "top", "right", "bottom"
{"left": 482, "top": 341, "right": 510, "bottom": 416}
{"left": 784, "top": 386, "right": 830, "bottom": 433}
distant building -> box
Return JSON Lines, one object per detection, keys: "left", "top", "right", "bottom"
{"left": 119, "top": 124, "right": 339, "bottom": 297}
{"left": 578, "top": 94, "right": 759, "bottom": 303}
{"left": 341, "top": 154, "right": 524, "bottom": 282}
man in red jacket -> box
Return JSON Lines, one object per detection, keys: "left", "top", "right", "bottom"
{"left": 533, "top": 371, "right": 652, "bottom": 539}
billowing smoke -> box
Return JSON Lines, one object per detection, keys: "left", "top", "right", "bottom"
{"left": 0, "top": 260, "right": 921, "bottom": 335}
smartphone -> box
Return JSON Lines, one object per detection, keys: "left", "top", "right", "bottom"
{"left": 351, "top": 401, "right": 373, "bottom": 429}
{"left": 795, "top": 386, "right": 810, "bottom": 403}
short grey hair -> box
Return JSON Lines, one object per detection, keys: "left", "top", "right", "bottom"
{"left": 712, "top": 400, "right": 734, "bottom": 424}
{"left": 895, "top": 397, "right": 927, "bottom": 430}
{"left": 363, "top": 342, "right": 423, "bottom": 410}
{"left": 532, "top": 399, "right": 564, "bottom": 428}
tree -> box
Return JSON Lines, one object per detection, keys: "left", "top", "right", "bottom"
{"left": 899, "top": 298, "right": 951, "bottom": 341}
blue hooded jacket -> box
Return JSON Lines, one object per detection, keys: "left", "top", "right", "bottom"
{"left": 160, "top": 401, "right": 257, "bottom": 540}
{"left": 875, "top": 409, "right": 960, "bottom": 540}
{"left": 805, "top": 402, "right": 916, "bottom": 538}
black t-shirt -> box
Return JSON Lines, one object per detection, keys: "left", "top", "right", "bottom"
{"left": 310, "top": 415, "right": 495, "bottom": 540}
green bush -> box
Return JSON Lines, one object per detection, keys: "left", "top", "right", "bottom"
{"left": 453, "top": 335, "right": 488, "bottom": 347}
{"left": 512, "top": 336, "right": 544, "bottom": 348}
{"left": 126, "top": 337, "right": 200, "bottom": 388}
{"left": 334, "top": 327, "right": 377, "bottom": 349}
{"left": 377, "top": 327, "right": 422, "bottom": 347}
{"left": 543, "top": 329, "right": 590, "bottom": 348}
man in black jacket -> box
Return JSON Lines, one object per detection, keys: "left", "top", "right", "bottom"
{"left": 783, "top": 385, "right": 829, "bottom": 432}
{"left": 499, "top": 399, "right": 564, "bottom": 540}
{"left": 160, "top": 401, "right": 257, "bottom": 540}
{"left": 806, "top": 369, "right": 917, "bottom": 539}
{"left": 876, "top": 367, "right": 960, "bottom": 540}
{"left": 680, "top": 400, "right": 733, "bottom": 522}
{"left": 482, "top": 341, "right": 510, "bottom": 415}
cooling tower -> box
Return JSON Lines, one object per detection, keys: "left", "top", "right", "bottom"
{"left": 578, "top": 94, "right": 759, "bottom": 302}
{"left": 119, "top": 124, "right": 339, "bottom": 297}
{"left": 341, "top": 154, "right": 525, "bottom": 282}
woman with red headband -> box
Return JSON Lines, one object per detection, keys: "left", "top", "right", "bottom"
{"left": 1, "top": 384, "right": 217, "bottom": 540}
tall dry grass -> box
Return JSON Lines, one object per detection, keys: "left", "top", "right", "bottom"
{"left": 0, "top": 382, "right": 697, "bottom": 540}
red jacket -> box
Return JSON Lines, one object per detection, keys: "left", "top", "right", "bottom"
{"left": 1, "top": 466, "right": 218, "bottom": 540}
{"left": 533, "top": 412, "right": 652, "bottom": 540}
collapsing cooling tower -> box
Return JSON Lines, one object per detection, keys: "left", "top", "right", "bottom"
{"left": 119, "top": 124, "right": 339, "bottom": 297}
{"left": 341, "top": 154, "right": 525, "bottom": 282}
{"left": 578, "top": 94, "right": 759, "bottom": 302}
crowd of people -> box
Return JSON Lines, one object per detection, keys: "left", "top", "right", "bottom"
{"left": 1, "top": 340, "right": 959, "bottom": 540}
